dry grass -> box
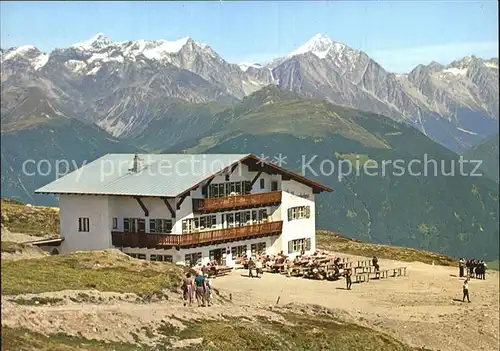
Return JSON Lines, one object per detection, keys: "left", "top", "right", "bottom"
{"left": 1, "top": 327, "right": 138, "bottom": 351}
{"left": 1, "top": 198, "right": 59, "bottom": 236}
{"left": 1, "top": 249, "right": 184, "bottom": 295}
{"left": 316, "top": 230, "right": 456, "bottom": 267}
{"left": 2, "top": 312, "right": 424, "bottom": 351}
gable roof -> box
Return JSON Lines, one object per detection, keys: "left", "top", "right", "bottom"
{"left": 35, "top": 153, "right": 332, "bottom": 197}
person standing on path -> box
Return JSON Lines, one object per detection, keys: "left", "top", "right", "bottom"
{"left": 181, "top": 272, "right": 194, "bottom": 306}
{"left": 194, "top": 271, "right": 207, "bottom": 307}
{"left": 204, "top": 273, "right": 213, "bottom": 307}
{"left": 345, "top": 268, "right": 352, "bottom": 290}
{"left": 248, "top": 257, "right": 256, "bottom": 277}
{"left": 462, "top": 278, "right": 471, "bottom": 303}
{"left": 458, "top": 258, "right": 465, "bottom": 277}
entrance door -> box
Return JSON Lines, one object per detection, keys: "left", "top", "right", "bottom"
{"left": 209, "top": 248, "right": 224, "bottom": 265}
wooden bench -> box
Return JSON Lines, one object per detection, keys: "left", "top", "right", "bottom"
{"left": 354, "top": 266, "right": 375, "bottom": 274}
{"left": 216, "top": 266, "right": 233, "bottom": 276}
{"left": 356, "top": 260, "right": 373, "bottom": 267}
{"left": 268, "top": 263, "right": 285, "bottom": 273}
{"left": 391, "top": 267, "right": 407, "bottom": 277}
{"left": 368, "top": 269, "right": 390, "bottom": 279}
{"left": 354, "top": 273, "right": 370, "bottom": 283}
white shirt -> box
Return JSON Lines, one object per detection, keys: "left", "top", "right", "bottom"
{"left": 463, "top": 281, "right": 469, "bottom": 290}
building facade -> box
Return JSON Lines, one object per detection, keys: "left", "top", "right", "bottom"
{"left": 36, "top": 153, "right": 332, "bottom": 267}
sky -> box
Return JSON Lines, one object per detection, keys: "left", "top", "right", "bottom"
{"left": 1, "top": 1, "right": 498, "bottom": 73}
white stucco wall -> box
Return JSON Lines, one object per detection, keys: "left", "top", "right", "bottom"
{"left": 280, "top": 180, "right": 316, "bottom": 256}
{"left": 59, "top": 194, "right": 111, "bottom": 252}
{"left": 108, "top": 196, "right": 175, "bottom": 232}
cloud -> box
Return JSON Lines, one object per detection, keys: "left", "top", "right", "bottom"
{"left": 370, "top": 41, "right": 499, "bottom": 73}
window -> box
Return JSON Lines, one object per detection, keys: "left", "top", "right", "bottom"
{"left": 258, "top": 209, "right": 268, "bottom": 222}
{"left": 207, "top": 181, "right": 251, "bottom": 198}
{"left": 287, "top": 238, "right": 311, "bottom": 254}
{"left": 223, "top": 209, "right": 269, "bottom": 228}
{"left": 260, "top": 178, "right": 265, "bottom": 189}
{"left": 78, "top": 217, "right": 90, "bottom": 232}
{"left": 150, "top": 254, "right": 173, "bottom": 262}
{"left": 112, "top": 218, "right": 118, "bottom": 230}
{"left": 182, "top": 215, "right": 217, "bottom": 233}
{"left": 271, "top": 181, "right": 278, "bottom": 191}
{"left": 126, "top": 253, "right": 138, "bottom": 258}
{"left": 123, "top": 218, "right": 146, "bottom": 232}
{"left": 185, "top": 252, "right": 202, "bottom": 267}
{"left": 138, "top": 219, "right": 146, "bottom": 233}
{"left": 251, "top": 242, "right": 266, "bottom": 256}
{"left": 150, "top": 219, "right": 172, "bottom": 234}
{"left": 231, "top": 245, "right": 247, "bottom": 259}
{"left": 287, "top": 206, "right": 311, "bottom": 221}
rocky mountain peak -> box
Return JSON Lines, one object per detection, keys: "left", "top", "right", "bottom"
{"left": 71, "top": 33, "right": 112, "bottom": 50}
{"left": 290, "top": 33, "right": 335, "bottom": 59}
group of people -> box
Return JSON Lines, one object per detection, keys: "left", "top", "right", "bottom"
{"left": 181, "top": 271, "right": 213, "bottom": 307}
{"left": 244, "top": 250, "right": 356, "bottom": 288}
{"left": 458, "top": 258, "right": 487, "bottom": 280}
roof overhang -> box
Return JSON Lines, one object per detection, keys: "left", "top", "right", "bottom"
{"left": 177, "top": 153, "right": 333, "bottom": 197}
{"left": 27, "top": 237, "right": 64, "bottom": 246}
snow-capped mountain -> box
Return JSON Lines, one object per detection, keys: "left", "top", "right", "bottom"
{"left": 1, "top": 33, "right": 498, "bottom": 150}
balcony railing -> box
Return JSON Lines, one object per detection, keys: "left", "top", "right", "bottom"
{"left": 192, "top": 191, "right": 282, "bottom": 213}
{"left": 111, "top": 220, "right": 283, "bottom": 249}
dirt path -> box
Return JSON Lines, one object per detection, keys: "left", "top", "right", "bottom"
{"left": 213, "top": 253, "right": 500, "bottom": 351}
{"left": 2, "top": 253, "right": 498, "bottom": 350}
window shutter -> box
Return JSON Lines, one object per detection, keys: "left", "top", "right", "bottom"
{"left": 305, "top": 206, "right": 311, "bottom": 218}
{"left": 287, "top": 208, "right": 292, "bottom": 221}
{"left": 305, "top": 238, "right": 311, "bottom": 251}
{"left": 288, "top": 240, "right": 293, "bottom": 254}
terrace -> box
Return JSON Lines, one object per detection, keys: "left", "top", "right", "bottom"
{"left": 111, "top": 220, "right": 283, "bottom": 249}
{"left": 192, "top": 191, "right": 282, "bottom": 213}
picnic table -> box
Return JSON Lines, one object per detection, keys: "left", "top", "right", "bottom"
{"left": 214, "top": 266, "right": 233, "bottom": 276}
{"left": 268, "top": 263, "right": 285, "bottom": 273}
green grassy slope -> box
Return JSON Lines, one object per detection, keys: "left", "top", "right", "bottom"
{"left": 463, "top": 134, "right": 499, "bottom": 183}
{"left": 163, "top": 87, "right": 499, "bottom": 260}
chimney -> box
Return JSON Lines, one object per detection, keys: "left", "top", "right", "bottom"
{"left": 129, "top": 154, "right": 142, "bottom": 173}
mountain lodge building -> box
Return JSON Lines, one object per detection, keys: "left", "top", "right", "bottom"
{"left": 35, "top": 153, "right": 333, "bottom": 266}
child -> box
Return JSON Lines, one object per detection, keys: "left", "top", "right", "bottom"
{"left": 205, "top": 273, "right": 213, "bottom": 306}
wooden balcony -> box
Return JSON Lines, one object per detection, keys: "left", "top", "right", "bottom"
{"left": 111, "top": 220, "right": 283, "bottom": 249}
{"left": 192, "top": 191, "right": 282, "bottom": 213}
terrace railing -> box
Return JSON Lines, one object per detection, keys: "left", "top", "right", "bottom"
{"left": 192, "top": 191, "right": 282, "bottom": 213}
{"left": 111, "top": 220, "right": 283, "bottom": 249}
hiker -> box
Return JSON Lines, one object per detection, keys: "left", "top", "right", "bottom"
{"left": 345, "top": 268, "right": 352, "bottom": 290}
{"left": 205, "top": 273, "right": 213, "bottom": 307}
{"left": 477, "top": 260, "right": 486, "bottom": 280}
{"left": 194, "top": 271, "right": 207, "bottom": 307}
{"left": 248, "top": 257, "right": 256, "bottom": 277}
{"left": 181, "top": 272, "right": 194, "bottom": 306}
{"left": 458, "top": 258, "right": 465, "bottom": 277}
{"left": 372, "top": 256, "right": 380, "bottom": 277}
{"left": 462, "top": 278, "right": 471, "bottom": 303}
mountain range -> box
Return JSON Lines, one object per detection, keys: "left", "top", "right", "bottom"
{"left": 1, "top": 33, "right": 498, "bottom": 151}
{"left": 1, "top": 33, "right": 499, "bottom": 260}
